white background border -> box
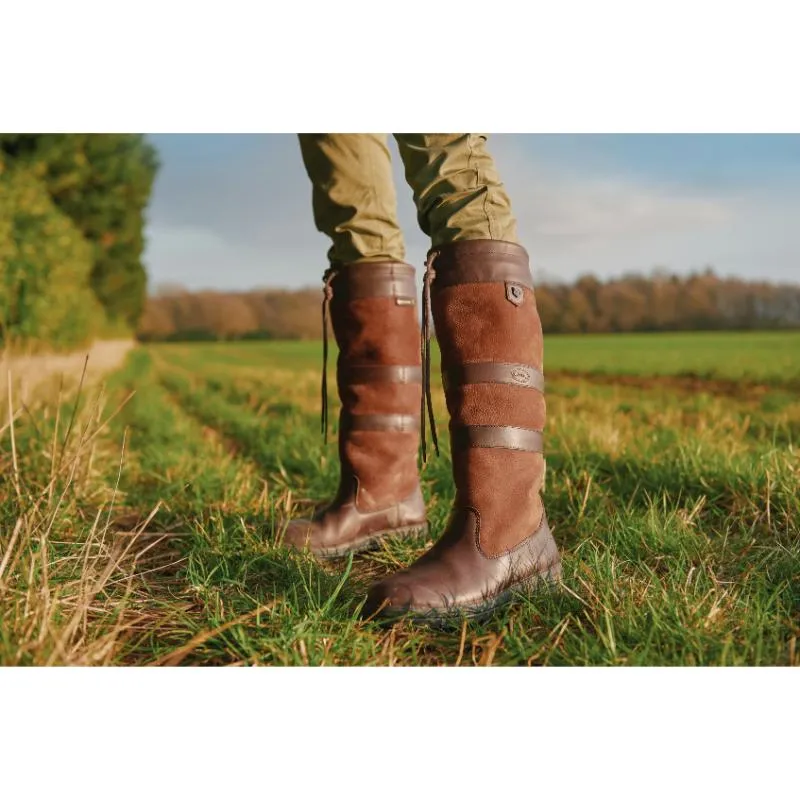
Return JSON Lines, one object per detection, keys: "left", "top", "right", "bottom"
{"left": 3, "top": 0, "right": 800, "bottom": 132}
{"left": 1, "top": 0, "right": 797, "bottom": 795}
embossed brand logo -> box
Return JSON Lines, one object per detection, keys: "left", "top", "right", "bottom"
{"left": 511, "top": 367, "right": 530, "bottom": 385}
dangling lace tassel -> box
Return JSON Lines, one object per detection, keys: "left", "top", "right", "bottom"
{"left": 420, "top": 252, "right": 440, "bottom": 463}
{"left": 320, "top": 266, "right": 338, "bottom": 442}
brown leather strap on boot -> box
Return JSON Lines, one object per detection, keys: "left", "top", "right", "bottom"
{"left": 364, "top": 241, "right": 561, "bottom": 620}
{"left": 283, "top": 262, "right": 428, "bottom": 558}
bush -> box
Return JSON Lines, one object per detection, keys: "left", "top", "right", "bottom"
{"left": 0, "top": 157, "right": 107, "bottom": 349}
{"left": 0, "top": 134, "right": 159, "bottom": 332}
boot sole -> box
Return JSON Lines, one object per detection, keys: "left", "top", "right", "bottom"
{"left": 315, "top": 522, "right": 429, "bottom": 560}
{"left": 373, "top": 560, "right": 563, "bottom": 628}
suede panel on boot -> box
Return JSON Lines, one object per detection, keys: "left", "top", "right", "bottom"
{"left": 341, "top": 383, "right": 420, "bottom": 416}
{"left": 332, "top": 299, "right": 420, "bottom": 366}
{"left": 432, "top": 283, "right": 543, "bottom": 366}
{"left": 453, "top": 449, "right": 544, "bottom": 556}
{"left": 343, "top": 430, "right": 420, "bottom": 511}
{"left": 449, "top": 383, "right": 545, "bottom": 429}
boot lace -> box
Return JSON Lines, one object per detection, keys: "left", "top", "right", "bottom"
{"left": 421, "top": 252, "right": 440, "bottom": 463}
{"left": 321, "top": 265, "right": 339, "bottom": 441}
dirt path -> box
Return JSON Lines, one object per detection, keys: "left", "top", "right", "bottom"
{"left": 1, "top": 339, "right": 136, "bottom": 405}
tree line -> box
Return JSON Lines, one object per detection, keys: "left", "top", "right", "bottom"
{"left": 138, "top": 268, "right": 800, "bottom": 341}
{"left": 1, "top": 134, "right": 158, "bottom": 349}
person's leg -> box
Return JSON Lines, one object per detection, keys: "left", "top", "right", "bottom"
{"left": 284, "top": 135, "right": 426, "bottom": 556}
{"left": 365, "top": 134, "right": 560, "bottom": 619}
{"left": 298, "top": 133, "right": 406, "bottom": 264}
{"left": 393, "top": 133, "right": 518, "bottom": 245}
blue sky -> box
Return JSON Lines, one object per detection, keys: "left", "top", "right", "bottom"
{"left": 144, "top": 134, "right": 800, "bottom": 290}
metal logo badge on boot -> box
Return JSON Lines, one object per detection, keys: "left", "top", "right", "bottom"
{"left": 505, "top": 282, "right": 524, "bottom": 306}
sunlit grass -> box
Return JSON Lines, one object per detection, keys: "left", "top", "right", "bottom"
{"left": 1, "top": 332, "right": 798, "bottom": 665}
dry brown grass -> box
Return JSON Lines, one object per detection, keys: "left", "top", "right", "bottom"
{"left": 0, "top": 340, "right": 193, "bottom": 665}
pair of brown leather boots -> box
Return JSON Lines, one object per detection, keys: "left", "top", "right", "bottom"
{"left": 282, "top": 239, "right": 562, "bottom": 622}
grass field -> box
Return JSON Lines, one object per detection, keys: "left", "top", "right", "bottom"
{"left": 1, "top": 331, "right": 799, "bottom": 665}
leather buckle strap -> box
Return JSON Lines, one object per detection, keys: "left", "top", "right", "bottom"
{"left": 332, "top": 263, "right": 417, "bottom": 303}
{"left": 342, "top": 412, "right": 420, "bottom": 433}
{"left": 339, "top": 365, "right": 422, "bottom": 385}
{"left": 450, "top": 424, "right": 544, "bottom": 453}
{"left": 443, "top": 362, "right": 545, "bottom": 393}
{"left": 425, "top": 241, "right": 534, "bottom": 291}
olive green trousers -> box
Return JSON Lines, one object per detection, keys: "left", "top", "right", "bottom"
{"left": 297, "top": 134, "right": 519, "bottom": 265}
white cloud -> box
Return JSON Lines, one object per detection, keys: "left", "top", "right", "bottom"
{"left": 492, "top": 139, "right": 733, "bottom": 242}
{"left": 489, "top": 138, "right": 800, "bottom": 283}
{"left": 524, "top": 178, "right": 731, "bottom": 240}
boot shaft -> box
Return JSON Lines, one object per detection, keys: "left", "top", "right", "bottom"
{"left": 364, "top": 240, "right": 561, "bottom": 619}
{"left": 426, "top": 240, "right": 547, "bottom": 557}
{"left": 322, "top": 262, "right": 423, "bottom": 511}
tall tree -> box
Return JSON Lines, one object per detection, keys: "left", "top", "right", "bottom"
{"left": 0, "top": 134, "right": 159, "bottom": 330}
{"left": 0, "top": 154, "right": 105, "bottom": 348}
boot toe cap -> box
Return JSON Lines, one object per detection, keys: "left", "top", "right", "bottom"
{"left": 363, "top": 575, "right": 451, "bottom": 620}
{"left": 280, "top": 519, "right": 314, "bottom": 551}
{"left": 363, "top": 579, "right": 414, "bottom": 619}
